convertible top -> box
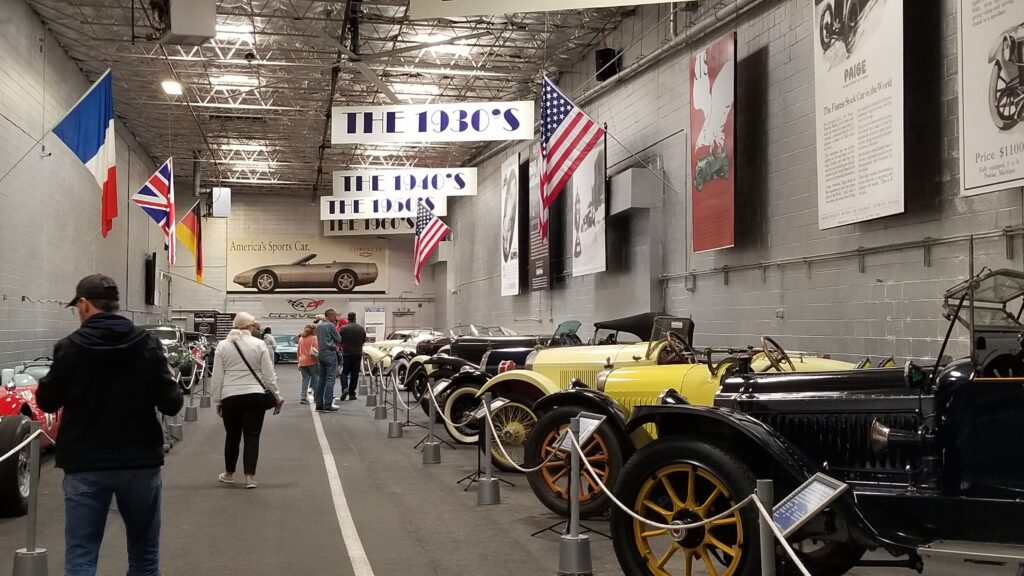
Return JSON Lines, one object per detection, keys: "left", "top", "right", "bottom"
{"left": 593, "top": 312, "right": 660, "bottom": 340}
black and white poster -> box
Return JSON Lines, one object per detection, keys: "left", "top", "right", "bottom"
{"left": 528, "top": 145, "right": 550, "bottom": 292}
{"left": 500, "top": 154, "right": 521, "bottom": 296}
{"left": 813, "top": 0, "right": 904, "bottom": 229}
{"left": 959, "top": 0, "right": 1024, "bottom": 196}
{"left": 572, "top": 142, "right": 607, "bottom": 277}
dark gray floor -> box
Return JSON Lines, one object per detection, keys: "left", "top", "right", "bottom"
{"left": 0, "top": 368, "right": 1013, "bottom": 575}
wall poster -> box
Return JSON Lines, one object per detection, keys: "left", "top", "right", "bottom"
{"left": 571, "top": 142, "right": 607, "bottom": 276}
{"left": 959, "top": 1, "right": 1024, "bottom": 196}
{"left": 364, "top": 306, "right": 386, "bottom": 343}
{"left": 528, "top": 145, "right": 550, "bottom": 291}
{"left": 813, "top": 0, "right": 905, "bottom": 229}
{"left": 690, "top": 32, "right": 736, "bottom": 253}
{"left": 227, "top": 237, "right": 388, "bottom": 294}
{"left": 500, "top": 153, "right": 521, "bottom": 296}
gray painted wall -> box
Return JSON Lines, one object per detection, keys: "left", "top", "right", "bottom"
{"left": 447, "top": 0, "right": 1016, "bottom": 362}
{"left": 0, "top": 0, "right": 167, "bottom": 368}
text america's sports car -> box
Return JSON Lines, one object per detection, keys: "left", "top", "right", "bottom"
{"left": 232, "top": 253, "right": 378, "bottom": 293}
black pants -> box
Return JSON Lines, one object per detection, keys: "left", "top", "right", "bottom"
{"left": 341, "top": 353, "right": 362, "bottom": 397}
{"left": 221, "top": 393, "right": 267, "bottom": 475}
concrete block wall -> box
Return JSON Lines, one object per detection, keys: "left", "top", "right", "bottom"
{"left": 448, "top": 0, "right": 1020, "bottom": 362}
{"left": 0, "top": 0, "right": 167, "bottom": 368}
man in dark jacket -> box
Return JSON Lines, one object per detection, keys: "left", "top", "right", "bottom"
{"left": 37, "top": 274, "right": 182, "bottom": 576}
{"left": 339, "top": 312, "right": 367, "bottom": 400}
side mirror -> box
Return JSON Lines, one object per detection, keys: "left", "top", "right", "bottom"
{"left": 0, "top": 369, "right": 13, "bottom": 388}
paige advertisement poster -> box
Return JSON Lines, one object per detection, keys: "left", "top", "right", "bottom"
{"left": 689, "top": 32, "right": 736, "bottom": 253}
{"left": 227, "top": 237, "right": 389, "bottom": 294}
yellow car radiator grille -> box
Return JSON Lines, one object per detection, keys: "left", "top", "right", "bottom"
{"left": 558, "top": 369, "right": 603, "bottom": 389}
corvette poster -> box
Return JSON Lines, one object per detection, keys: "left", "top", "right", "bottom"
{"left": 500, "top": 154, "right": 521, "bottom": 296}
{"left": 690, "top": 32, "right": 736, "bottom": 253}
{"left": 226, "top": 236, "right": 389, "bottom": 294}
{"left": 571, "top": 142, "right": 607, "bottom": 277}
{"left": 813, "top": 0, "right": 904, "bottom": 228}
{"left": 959, "top": 0, "right": 1024, "bottom": 196}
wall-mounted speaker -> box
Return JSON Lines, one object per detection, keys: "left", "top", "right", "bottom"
{"left": 595, "top": 48, "right": 621, "bottom": 82}
{"left": 144, "top": 253, "right": 157, "bottom": 306}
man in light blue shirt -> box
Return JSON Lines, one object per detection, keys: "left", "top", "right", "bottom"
{"left": 313, "top": 309, "right": 342, "bottom": 412}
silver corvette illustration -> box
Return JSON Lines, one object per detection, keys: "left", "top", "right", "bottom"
{"left": 232, "top": 254, "right": 378, "bottom": 293}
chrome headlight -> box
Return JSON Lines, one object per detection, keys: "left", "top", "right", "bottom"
{"left": 168, "top": 352, "right": 180, "bottom": 364}
{"left": 596, "top": 368, "right": 611, "bottom": 393}
{"left": 524, "top": 350, "right": 538, "bottom": 371}
{"left": 480, "top": 351, "right": 491, "bottom": 370}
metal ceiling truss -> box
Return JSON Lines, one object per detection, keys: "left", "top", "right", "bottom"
{"left": 26, "top": 0, "right": 627, "bottom": 195}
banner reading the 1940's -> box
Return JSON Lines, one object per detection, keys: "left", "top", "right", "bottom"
{"left": 813, "top": 0, "right": 904, "bottom": 229}
{"left": 690, "top": 32, "right": 736, "bottom": 253}
{"left": 959, "top": 0, "right": 1024, "bottom": 196}
{"left": 500, "top": 154, "right": 521, "bottom": 296}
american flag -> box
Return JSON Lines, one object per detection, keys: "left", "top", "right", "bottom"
{"left": 413, "top": 201, "right": 450, "bottom": 285}
{"left": 539, "top": 77, "right": 604, "bottom": 237}
{"left": 131, "top": 158, "right": 176, "bottom": 264}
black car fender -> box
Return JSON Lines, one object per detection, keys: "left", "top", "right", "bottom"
{"left": 448, "top": 370, "right": 490, "bottom": 388}
{"left": 533, "top": 389, "right": 629, "bottom": 440}
{"left": 424, "top": 355, "right": 479, "bottom": 374}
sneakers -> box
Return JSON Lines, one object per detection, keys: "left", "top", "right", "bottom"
{"left": 218, "top": 472, "right": 235, "bottom": 484}
{"left": 299, "top": 399, "right": 309, "bottom": 405}
{"left": 316, "top": 406, "right": 338, "bottom": 412}
{"left": 244, "top": 475, "right": 257, "bottom": 489}
{"left": 346, "top": 395, "right": 357, "bottom": 401}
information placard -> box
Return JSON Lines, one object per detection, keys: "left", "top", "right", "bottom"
{"left": 556, "top": 411, "right": 606, "bottom": 453}
{"left": 772, "top": 473, "right": 848, "bottom": 537}
{"left": 194, "top": 313, "right": 216, "bottom": 335}
{"left": 333, "top": 168, "right": 477, "bottom": 197}
{"left": 331, "top": 102, "right": 534, "bottom": 144}
{"left": 364, "top": 306, "right": 386, "bottom": 343}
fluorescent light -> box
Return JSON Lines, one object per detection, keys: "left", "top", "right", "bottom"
{"left": 216, "top": 23, "right": 254, "bottom": 43}
{"left": 412, "top": 34, "right": 472, "bottom": 56}
{"left": 219, "top": 144, "right": 267, "bottom": 152}
{"left": 210, "top": 75, "right": 258, "bottom": 88}
{"left": 392, "top": 83, "right": 439, "bottom": 95}
{"left": 161, "top": 80, "right": 183, "bottom": 95}
{"left": 364, "top": 150, "right": 394, "bottom": 157}
{"left": 386, "top": 66, "right": 505, "bottom": 78}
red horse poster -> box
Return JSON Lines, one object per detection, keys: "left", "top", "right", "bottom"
{"left": 690, "top": 32, "right": 736, "bottom": 253}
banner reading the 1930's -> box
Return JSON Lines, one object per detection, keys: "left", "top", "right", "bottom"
{"left": 690, "top": 32, "right": 736, "bottom": 253}
{"left": 500, "top": 154, "right": 521, "bottom": 296}
{"left": 813, "top": 0, "right": 904, "bottom": 229}
{"left": 331, "top": 102, "right": 534, "bottom": 144}
{"left": 959, "top": 0, "right": 1024, "bottom": 196}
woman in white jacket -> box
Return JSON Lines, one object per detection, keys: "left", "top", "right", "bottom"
{"left": 211, "top": 312, "right": 283, "bottom": 488}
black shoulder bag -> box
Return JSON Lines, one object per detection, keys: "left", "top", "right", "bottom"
{"left": 231, "top": 341, "right": 280, "bottom": 412}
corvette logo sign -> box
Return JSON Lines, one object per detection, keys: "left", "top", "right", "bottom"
{"left": 288, "top": 298, "right": 326, "bottom": 312}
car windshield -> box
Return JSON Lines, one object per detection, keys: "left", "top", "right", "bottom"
{"left": 944, "top": 269, "right": 1024, "bottom": 331}
{"left": 21, "top": 366, "right": 49, "bottom": 382}
{"left": 274, "top": 335, "right": 296, "bottom": 345}
{"left": 385, "top": 331, "right": 412, "bottom": 340}
{"left": 553, "top": 321, "right": 581, "bottom": 338}
{"left": 149, "top": 328, "right": 178, "bottom": 343}
{"left": 290, "top": 254, "right": 316, "bottom": 266}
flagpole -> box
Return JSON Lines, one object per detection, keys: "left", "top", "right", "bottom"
{"left": 604, "top": 130, "right": 684, "bottom": 197}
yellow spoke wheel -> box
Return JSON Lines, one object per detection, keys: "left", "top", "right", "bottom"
{"left": 489, "top": 398, "right": 537, "bottom": 473}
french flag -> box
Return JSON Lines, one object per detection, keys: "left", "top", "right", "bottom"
{"left": 53, "top": 70, "right": 118, "bottom": 237}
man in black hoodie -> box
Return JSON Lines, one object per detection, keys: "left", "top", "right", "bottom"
{"left": 37, "top": 274, "right": 182, "bottom": 576}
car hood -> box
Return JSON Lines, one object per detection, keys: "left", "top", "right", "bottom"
{"left": 532, "top": 342, "right": 652, "bottom": 367}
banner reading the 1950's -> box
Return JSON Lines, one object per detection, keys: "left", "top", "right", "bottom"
{"left": 959, "top": 1, "right": 1024, "bottom": 196}
{"left": 813, "top": 0, "right": 904, "bottom": 229}
{"left": 690, "top": 32, "right": 736, "bottom": 253}
{"left": 227, "top": 237, "right": 388, "bottom": 294}
{"left": 500, "top": 154, "right": 521, "bottom": 296}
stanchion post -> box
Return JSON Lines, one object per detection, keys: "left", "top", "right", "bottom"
{"left": 477, "top": 393, "right": 500, "bottom": 505}
{"left": 422, "top": 390, "right": 441, "bottom": 464}
{"left": 757, "top": 479, "right": 776, "bottom": 576}
{"left": 12, "top": 423, "right": 48, "bottom": 576}
{"left": 387, "top": 375, "right": 403, "bottom": 437}
{"left": 365, "top": 364, "right": 378, "bottom": 408}
{"left": 557, "top": 416, "right": 592, "bottom": 576}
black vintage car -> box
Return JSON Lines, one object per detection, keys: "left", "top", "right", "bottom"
{"left": 609, "top": 268, "right": 1024, "bottom": 575}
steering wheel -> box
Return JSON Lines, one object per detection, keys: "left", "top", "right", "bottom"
{"left": 661, "top": 331, "right": 696, "bottom": 364}
{"left": 760, "top": 336, "right": 796, "bottom": 372}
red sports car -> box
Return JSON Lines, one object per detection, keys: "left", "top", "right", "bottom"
{"left": 0, "top": 358, "right": 61, "bottom": 516}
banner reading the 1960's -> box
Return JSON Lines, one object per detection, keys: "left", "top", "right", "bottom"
{"left": 690, "top": 32, "right": 736, "bottom": 253}
{"left": 813, "top": 0, "right": 904, "bottom": 229}
{"left": 959, "top": 0, "right": 1024, "bottom": 196}
{"left": 500, "top": 154, "right": 521, "bottom": 296}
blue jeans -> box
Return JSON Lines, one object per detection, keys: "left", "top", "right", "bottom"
{"left": 299, "top": 364, "right": 318, "bottom": 400}
{"left": 315, "top": 352, "right": 338, "bottom": 409}
{"left": 64, "top": 468, "right": 162, "bottom": 576}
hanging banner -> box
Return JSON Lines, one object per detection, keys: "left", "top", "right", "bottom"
{"left": 572, "top": 142, "right": 607, "bottom": 276}
{"left": 333, "top": 168, "right": 477, "bottom": 197}
{"left": 227, "top": 237, "right": 388, "bottom": 294}
{"left": 324, "top": 218, "right": 417, "bottom": 236}
{"left": 364, "top": 306, "right": 387, "bottom": 343}
{"left": 320, "top": 195, "right": 447, "bottom": 220}
{"left": 500, "top": 154, "right": 521, "bottom": 296}
{"left": 331, "top": 102, "right": 534, "bottom": 144}
{"left": 410, "top": 0, "right": 666, "bottom": 18}
{"left": 528, "top": 145, "right": 550, "bottom": 291}
{"left": 959, "top": 1, "right": 1024, "bottom": 196}
{"left": 690, "top": 32, "right": 736, "bottom": 253}
{"left": 813, "top": 0, "right": 905, "bottom": 228}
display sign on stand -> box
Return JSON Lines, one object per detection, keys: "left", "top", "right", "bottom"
{"left": 556, "top": 412, "right": 606, "bottom": 453}
{"left": 214, "top": 313, "right": 236, "bottom": 339}
{"left": 772, "top": 473, "right": 848, "bottom": 537}
{"left": 364, "top": 306, "right": 386, "bottom": 343}
{"left": 331, "top": 102, "right": 534, "bottom": 144}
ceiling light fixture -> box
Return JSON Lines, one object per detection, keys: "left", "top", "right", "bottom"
{"left": 219, "top": 143, "right": 268, "bottom": 152}
{"left": 412, "top": 34, "right": 472, "bottom": 56}
{"left": 215, "top": 23, "right": 255, "bottom": 43}
{"left": 210, "top": 75, "right": 259, "bottom": 88}
{"left": 160, "top": 80, "right": 183, "bottom": 95}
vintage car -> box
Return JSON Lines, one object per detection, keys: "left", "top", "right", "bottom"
{"left": 694, "top": 149, "right": 730, "bottom": 191}
{"left": 819, "top": 0, "right": 863, "bottom": 53}
{"left": 365, "top": 329, "right": 446, "bottom": 383}
{"left": 0, "top": 359, "right": 61, "bottom": 516}
{"left": 141, "top": 325, "right": 197, "bottom": 393}
{"left": 414, "top": 325, "right": 522, "bottom": 358}
{"left": 609, "top": 268, "right": 1024, "bottom": 576}
{"left": 231, "top": 253, "right": 378, "bottom": 293}
{"left": 989, "top": 21, "right": 1024, "bottom": 131}
{"left": 274, "top": 334, "right": 298, "bottom": 363}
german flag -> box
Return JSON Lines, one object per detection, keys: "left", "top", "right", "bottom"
{"left": 176, "top": 201, "right": 203, "bottom": 283}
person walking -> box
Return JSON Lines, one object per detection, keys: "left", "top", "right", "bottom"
{"left": 211, "top": 313, "right": 283, "bottom": 489}
{"left": 296, "top": 324, "right": 319, "bottom": 404}
{"left": 262, "top": 326, "right": 278, "bottom": 363}
{"left": 37, "top": 273, "right": 183, "bottom": 576}
{"left": 314, "top": 308, "right": 342, "bottom": 412}
{"left": 339, "top": 312, "right": 367, "bottom": 401}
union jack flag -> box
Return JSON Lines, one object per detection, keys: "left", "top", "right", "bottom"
{"left": 539, "top": 77, "right": 604, "bottom": 239}
{"left": 131, "top": 158, "right": 176, "bottom": 264}
{"left": 413, "top": 201, "right": 450, "bottom": 286}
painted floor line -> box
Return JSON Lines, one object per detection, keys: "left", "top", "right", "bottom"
{"left": 311, "top": 403, "right": 375, "bottom": 576}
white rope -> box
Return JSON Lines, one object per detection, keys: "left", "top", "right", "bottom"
{"left": 481, "top": 407, "right": 567, "bottom": 474}
{"left": 0, "top": 429, "right": 44, "bottom": 465}
{"left": 423, "top": 377, "right": 466, "bottom": 429}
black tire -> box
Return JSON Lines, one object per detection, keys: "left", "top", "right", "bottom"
{"left": 785, "top": 541, "right": 866, "bottom": 576}
{"left": 392, "top": 359, "right": 409, "bottom": 390}
{"left": 611, "top": 437, "right": 760, "bottom": 576}
{"left": 253, "top": 271, "right": 277, "bottom": 293}
{"left": 525, "top": 405, "right": 625, "bottom": 519}
{"left": 990, "top": 60, "right": 1021, "bottom": 130}
{"left": 489, "top": 393, "right": 537, "bottom": 473}
{"left": 443, "top": 384, "right": 483, "bottom": 445}
{"left": 819, "top": 3, "right": 835, "bottom": 52}
{"left": 0, "top": 416, "right": 33, "bottom": 517}
{"left": 335, "top": 270, "right": 358, "bottom": 293}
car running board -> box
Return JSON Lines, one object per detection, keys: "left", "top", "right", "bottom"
{"left": 918, "top": 540, "right": 1024, "bottom": 566}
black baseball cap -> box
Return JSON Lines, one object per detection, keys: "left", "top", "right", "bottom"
{"left": 66, "top": 274, "right": 119, "bottom": 307}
